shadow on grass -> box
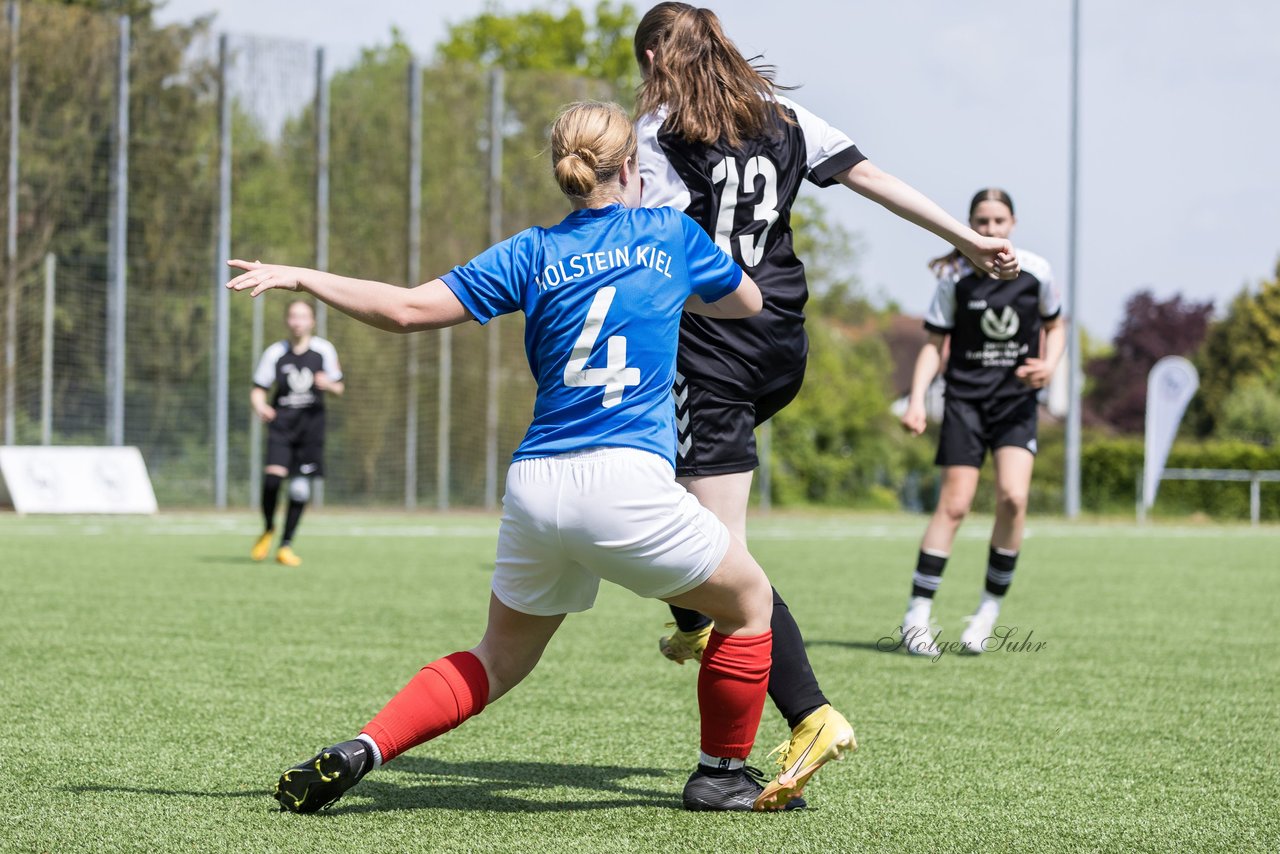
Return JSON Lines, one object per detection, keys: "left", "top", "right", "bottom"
{"left": 807, "top": 638, "right": 904, "bottom": 654}
{"left": 66, "top": 757, "right": 682, "bottom": 814}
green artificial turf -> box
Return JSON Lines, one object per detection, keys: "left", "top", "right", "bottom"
{"left": 1, "top": 511, "right": 1276, "bottom": 853}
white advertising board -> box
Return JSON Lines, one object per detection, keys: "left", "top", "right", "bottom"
{"left": 0, "top": 446, "right": 158, "bottom": 514}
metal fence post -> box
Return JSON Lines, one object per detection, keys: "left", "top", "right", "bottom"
{"left": 405, "top": 57, "right": 422, "bottom": 509}
{"left": 313, "top": 45, "right": 329, "bottom": 506}
{"left": 41, "top": 252, "right": 53, "bottom": 445}
{"left": 483, "top": 66, "right": 503, "bottom": 511}
{"left": 757, "top": 421, "right": 772, "bottom": 513}
{"left": 1250, "top": 476, "right": 1261, "bottom": 527}
{"left": 213, "top": 33, "right": 231, "bottom": 509}
{"left": 249, "top": 293, "right": 263, "bottom": 504}
{"left": 106, "top": 14, "right": 129, "bottom": 447}
{"left": 3, "top": 1, "right": 16, "bottom": 446}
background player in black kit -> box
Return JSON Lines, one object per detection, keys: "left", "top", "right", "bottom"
{"left": 633, "top": 2, "right": 1020, "bottom": 803}
{"left": 250, "top": 299, "right": 344, "bottom": 567}
{"left": 899, "top": 188, "right": 1064, "bottom": 656}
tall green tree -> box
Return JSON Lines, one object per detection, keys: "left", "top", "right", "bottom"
{"left": 438, "top": 2, "right": 640, "bottom": 101}
{"left": 1193, "top": 265, "right": 1280, "bottom": 436}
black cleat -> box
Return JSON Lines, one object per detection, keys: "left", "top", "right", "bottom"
{"left": 274, "top": 739, "right": 372, "bottom": 813}
{"left": 682, "top": 765, "right": 807, "bottom": 812}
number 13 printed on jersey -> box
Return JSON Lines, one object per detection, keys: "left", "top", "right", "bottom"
{"left": 711, "top": 155, "right": 780, "bottom": 268}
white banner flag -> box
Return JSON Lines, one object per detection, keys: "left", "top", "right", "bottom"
{"left": 1143, "top": 356, "right": 1199, "bottom": 509}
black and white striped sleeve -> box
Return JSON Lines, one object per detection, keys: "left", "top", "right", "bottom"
{"left": 923, "top": 275, "right": 957, "bottom": 334}
{"left": 312, "top": 337, "right": 343, "bottom": 381}
{"left": 778, "top": 95, "right": 867, "bottom": 187}
{"left": 252, "top": 341, "right": 286, "bottom": 389}
{"left": 1019, "top": 250, "right": 1062, "bottom": 320}
{"left": 636, "top": 109, "right": 691, "bottom": 211}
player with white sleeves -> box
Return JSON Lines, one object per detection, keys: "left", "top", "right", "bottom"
{"left": 226, "top": 101, "right": 810, "bottom": 813}
{"left": 249, "top": 299, "right": 344, "bottom": 567}
{"left": 899, "top": 188, "right": 1065, "bottom": 656}
{"left": 632, "top": 1, "right": 1021, "bottom": 805}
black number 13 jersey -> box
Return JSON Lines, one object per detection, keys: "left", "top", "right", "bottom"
{"left": 637, "top": 96, "right": 866, "bottom": 393}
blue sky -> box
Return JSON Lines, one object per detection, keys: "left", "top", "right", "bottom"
{"left": 156, "top": 0, "right": 1280, "bottom": 339}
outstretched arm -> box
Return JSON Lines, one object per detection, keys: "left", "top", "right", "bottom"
{"left": 837, "top": 161, "right": 1019, "bottom": 280}
{"left": 226, "top": 261, "right": 472, "bottom": 333}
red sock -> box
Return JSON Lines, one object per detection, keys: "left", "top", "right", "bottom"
{"left": 361, "top": 651, "right": 490, "bottom": 764}
{"left": 698, "top": 629, "right": 771, "bottom": 760}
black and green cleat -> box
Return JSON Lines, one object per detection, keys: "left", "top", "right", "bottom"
{"left": 274, "top": 740, "right": 372, "bottom": 813}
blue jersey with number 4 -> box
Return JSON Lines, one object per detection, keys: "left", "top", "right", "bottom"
{"left": 442, "top": 204, "right": 742, "bottom": 466}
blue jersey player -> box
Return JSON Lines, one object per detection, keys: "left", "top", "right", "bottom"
{"left": 227, "top": 102, "right": 806, "bottom": 813}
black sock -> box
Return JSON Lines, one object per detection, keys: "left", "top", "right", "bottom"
{"left": 766, "top": 587, "right": 829, "bottom": 730}
{"left": 668, "top": 604, "right": 713, "bottom": 633}
{"left": 281, "top": 499, "right": 306, "bottom": 546}
{"left": 985, "top": 546, "right": 1018, "bottom": 596}
{"left": 262, "top": 475, "right": 283, "bottom": 531}
{"left": 911, "top": 550, "right": 948, "bottom": 599}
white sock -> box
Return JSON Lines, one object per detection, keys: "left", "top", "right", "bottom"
{"left": 976, "top": 592, "right": 1002, "bottom": 618}
{"left": 699, "top": 752, "right": 745, "bottom": 771}
{"left": 906, "top": 595, "right": 933, "bottom": 621}
{"left": 357, "top": 733, "right": 383, "bottom": 769}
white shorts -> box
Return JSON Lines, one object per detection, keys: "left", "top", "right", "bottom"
{"left": 492, "top": 447, "right": 730, "bottom": 616}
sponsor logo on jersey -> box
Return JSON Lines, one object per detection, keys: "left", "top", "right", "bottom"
{"left": 967, "top": 299, "right": 988, "bottom": 310}
{"left": 979, "top": 306, "right": 1020, "bottom": 341}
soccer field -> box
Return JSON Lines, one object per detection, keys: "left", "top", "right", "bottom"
{"left": 2, "top": 511, "right": 1277, "bottom": 853}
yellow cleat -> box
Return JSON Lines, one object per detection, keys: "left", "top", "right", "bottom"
{"left": 754, "top": 704, "right": 857, "bottom": 811}
{"left": 658, "top": 622, "right": 713, "bottom": 665}
{"left": 275, "top": 545, "right": 302, "bottom": 567}
{"left": 251, "top": 531, "right": 274, "bottom": 562}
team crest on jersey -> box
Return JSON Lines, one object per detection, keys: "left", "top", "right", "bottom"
{"left": 284, "top": 364, "right": 314, "bottom": 392}
{"left": 980, "top": 306, "right": 1020, "bottom": 341}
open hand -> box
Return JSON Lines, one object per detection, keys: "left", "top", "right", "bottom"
{"left": 226, "top": 260, "right": 307, "bottom": 297}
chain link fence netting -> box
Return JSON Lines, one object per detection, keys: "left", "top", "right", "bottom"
{"left": 0, "top": 2, "right": 618, "bottom": 508}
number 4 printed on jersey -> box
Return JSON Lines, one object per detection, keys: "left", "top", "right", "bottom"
{"left": 563, "top": 287, "right": 641, "bottom": 408}
{"left": 711, "top": 155, "right": 779, "bottom": 268}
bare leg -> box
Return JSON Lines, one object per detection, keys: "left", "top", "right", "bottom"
{"left": 471, "top": 594, "right": 566, "bottom": 702}
{"left": 920, "top": 465, "right": 981, "bottom": 555}
{"left": 990, "top": 447, "right": 1034, "bottom": 551}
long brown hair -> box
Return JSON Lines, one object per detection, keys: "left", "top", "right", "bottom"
{"left": 634, "top": 3, "right": 792, "bottom": 148}
{"left": 928, "top": 188, "right": 1016, "bottom": 277}
{"left": 550, "top": 101, "right": 638, "bottom": 205}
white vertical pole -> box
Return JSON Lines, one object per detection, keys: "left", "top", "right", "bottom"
{"left": 1250, "top": 477, "right": 1260, "bottom": 527}
{"left": 436, "top": 326, "right": 452, "bottom": 510}
{"left": 313, "top": 46, "right": 329, "bottom": 506}
{"left": 213, "top": 33, "right": 231, "bottom": 508}
{"left": 40, "top": 252, "right": 53, "bottom": 445}
{"left": 249, "top": 295, "right": 263, "bottom": 503}
{"left": 3, "top": 1, "right": 17, "bottom": 446}
{"left": 757, "top": 421, "right": 772, "bottom": 513}
{"left": 1064, "top": 0, "right": 1083, "bottom": 518}
{"left": 405, "top": 57, "right": 422, "bottom": 509}
{"left": 106, "top": 14, "right": 130, "bottom": 447}
{"left": 483, "top": 67, "right": 503, "bottom": 511}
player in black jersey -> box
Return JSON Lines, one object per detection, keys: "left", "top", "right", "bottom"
{"left": 633, "top": 2, "right": 1020, "bottom": 805}
{"left": 899, "top": 188, "right": 1065, "bottom": 656}
{"left": 249, "top": 299, "right": 344, "bottom": 567}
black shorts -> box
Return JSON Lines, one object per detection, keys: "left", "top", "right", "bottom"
{"left": 266, "top": 409, "right": 326, "bottom": 477}
{"left": 936, "top": 394, "right": 1038, "bottom": 468}
{"left": 674, "top": 372, "right": 805, "bottom": 478}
